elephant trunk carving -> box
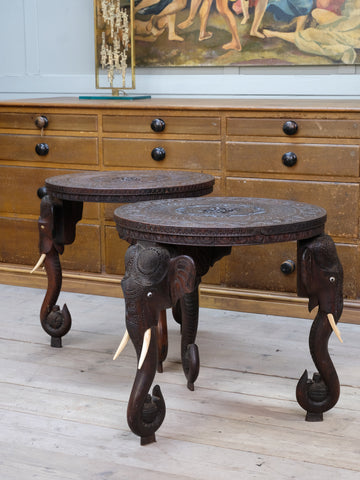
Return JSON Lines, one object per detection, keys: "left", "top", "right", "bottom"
{"left": 40, "top": 245, "right": 71, "bottom": 344}
{"left": 296, "top": 234, "right": 343, "bottom": 420}
{"left": 118, "top": 242, "right": 196, "bottom": 444}
{"left": 179, "top": 289, "right": 200, "bottom": 391}
{"left": 127, "top": 320, "right": 166, "bottom": 445}
{"left": 297, "top": 310, "right": 340, "bottom": 415}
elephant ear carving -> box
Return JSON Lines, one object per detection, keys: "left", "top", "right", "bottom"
{"left": 126, "top": 244, "right": 171, "bottom": 287}
{"left": 39, "top": 196, "right": 55, "bottom": 254}
{"left": 169, "top": 255, "right": 196, "bottom": 304}
{"left": 301, "top": 247, "right": 319, "bottom": 312}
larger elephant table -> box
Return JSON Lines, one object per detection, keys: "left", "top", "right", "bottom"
{"left": 114, "top": 196, "right": 344, "bottom": 445}
{"left": 33, "top": 170, "right": 214, "bottom": 348}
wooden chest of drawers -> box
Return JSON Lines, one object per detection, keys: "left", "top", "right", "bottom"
{"left": 1, "top": 97, "right": 359, "bottom": 323}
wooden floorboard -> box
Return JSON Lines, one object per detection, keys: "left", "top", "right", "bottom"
{"left": 0, "top": 284, "right": 359, "bottom": 479}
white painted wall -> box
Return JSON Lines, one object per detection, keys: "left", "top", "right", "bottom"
{"left": 1, "top": 0, "right": 359, "bottom": 100}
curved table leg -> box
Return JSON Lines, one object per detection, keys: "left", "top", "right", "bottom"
{"left": 296, "top": 234, "right": 343, "bottom": 420}
{"left": 176, "top": 246, "right": 232, "bottom": 390}
{"left": 118, "top": 241, "right": 197, "bottom": 444}
{"left": 156, "top": 310, "right": 168, "bottom": 373}
{"left": 127, "top": 323, "right": 166, "bottom": 446}
{"left": 179, "top": 288, "right": 200, "bottom": 391}
{"left": 34, "top": 187, "right": 83, "bottom": 347}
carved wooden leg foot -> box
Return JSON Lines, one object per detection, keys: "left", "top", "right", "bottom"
{"left": 41, "top": 301, "right": 72, "bottom": 348}
{"left": 299, "top": 371, "right": 326, "bottom": 421}
{"left": 51, "top": 337, "right": 62, "bottom": 348}
{"left": 306, "top": 411, "right": 323, "bottom": 422}
{"left": 184, "top": 343, "right": 200, "bottom": 391}
{"left": 141, "top": 433, "right": 156, "bottom": 446}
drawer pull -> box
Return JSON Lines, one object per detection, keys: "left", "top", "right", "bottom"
{"left": 282, "top": 151, "right": 297, "bottom": 167}
{"left": 283, "top": 120, "right": 298, "bottom": 135}
{"left": 35, "top": 143, "right": 49, "bottom": 156}
{"left": 151, "top": 147, "right": 166, "bottom": 161}
{"left": 151, "top": 118, "right": 166, "bottom": 132}
{"left": 280, "top": 260, "right": 296, "bottom": 275}
{"left": 37, "top": 186, "right": 47, "bottom": 199}
{"left": 35, "top": 115, "right": 49, "bottom": 129}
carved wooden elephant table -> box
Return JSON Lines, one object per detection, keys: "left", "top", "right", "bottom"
{"left": 114, "top": 196, "right": 344, "bottom": 445}
{"left": 33, "top": 170, "right": 214, "bottom": 347}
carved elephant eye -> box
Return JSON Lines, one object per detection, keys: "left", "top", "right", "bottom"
{"left": 329, "top": 276, "right": 336, "bottom": 283}
{"left": 147, "top": 291, "right": 153, "bottom": 298}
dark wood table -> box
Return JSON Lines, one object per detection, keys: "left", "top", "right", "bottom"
{"left": 33, "top": 170, "right": 214, "bottom": 347}
{"left": 114, "top": 196, "right": 344, "bottom": 445}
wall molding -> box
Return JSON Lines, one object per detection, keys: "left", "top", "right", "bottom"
{"left": 1, "top": 72, "right": 360, "bottom": 99}
{"left": 23, "top": 0, "right": 40, "bottom": 75}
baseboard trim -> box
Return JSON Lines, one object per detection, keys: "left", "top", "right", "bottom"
{"left": 1, "top": 264, "right": 358, "bottom": 324}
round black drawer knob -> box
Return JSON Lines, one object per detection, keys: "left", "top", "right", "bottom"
{"left": 37, "top": 186, "right": 47, "bottom": 199}
{"left": 35, "top": 115, "right": 49, "bottom": 129}
{"left": 280, "top": 260, "right": 296, "bottom": 275}
{"left": 283, "top": 120, "right": 298, "bottom": 135}
{"left": 151, "top": 147, "right": 166, "bottom": 161}
{"left": 35, "top": 143, "right": 49, "bottom": 156}
{"left": 151, "top": 118, "right": 166, "bottom": 132}
{"left": 282, "top": 151, "right": 297, "bottom": 167}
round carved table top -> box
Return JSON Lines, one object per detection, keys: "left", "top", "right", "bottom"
{"left": 44, "top": 170, "right": 215, "bottom": 203}
{"left": 114, "top": 197, "right": 327, "bottom": 246}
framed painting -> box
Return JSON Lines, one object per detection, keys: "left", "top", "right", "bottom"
{"left": 134, "top": 0, "right": 360, "bottom": 66}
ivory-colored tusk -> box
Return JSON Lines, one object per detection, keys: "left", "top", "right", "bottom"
{"left": 113, "top": 330, "right": 130, "bottom": 360}
{"left": 327, "top": 313, "right": 343, "bottom": 343}
{"left": 30, "top": 253, "right": 46, "bottom": 273}
{"left": 138, "top": 328, "right": 151, "bottom": 370}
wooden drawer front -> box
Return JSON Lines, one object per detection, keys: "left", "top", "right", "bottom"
{"left": 227, "top": 117, "right": 360, "bottom": 139}
{"left": 0, "top": 218, "right": 39, "bottom": 265}
{"left": 226, "top": 177, "right": 359, "bottom": 238}
{"left": 105, "top": 226, "right": 131, "bottom": 275}
{"left": 61, "top": 224, "right": 101, "bottom": 272}
{"left": 227, "top": 242, "right": 297, "bottom": 293}
{"left": 227, "top": 142, "right": 359, "bottom": 177}
{"left": 0, "top": 134, "right": 98, "bottom": 165}
{"left": 0, "top": 218, "right": 101, "bottom": 272}
{"left": 103, "top": 139, "right": 221, "bottom": 170}
{"left": 0, "top": 166, "right": 99, "bottom": 219}
{"left": 225, "top": 243, "right": 358, "bottom": 298}
{"left": 103, "top": 115, "right": 220, "bottom": 135}
{"left": 0, "top": 113, "right": 98, "bottom": 132}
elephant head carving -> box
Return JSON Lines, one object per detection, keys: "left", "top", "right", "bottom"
{"left": 114, "top": 242, "right": 196, "bottom": 443}
{"left": 296, "top": 234, "right": 344, "bottom": 418}
{"left": 298, "top": 233, "right": 343, "bottom": 340}
{"left": 115, "top": 242, "right": 197, "bottom": 365}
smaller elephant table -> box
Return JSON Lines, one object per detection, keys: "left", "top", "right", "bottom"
{"left": 33, "top": 170, "right": 214, "bottom": 347}
{"left": 114, "top": 196, "right": 344, "bottom": 445}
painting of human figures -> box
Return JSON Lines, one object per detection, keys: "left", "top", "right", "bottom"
{"left": 134, "top": 0, "right": 360, "bottom": 66}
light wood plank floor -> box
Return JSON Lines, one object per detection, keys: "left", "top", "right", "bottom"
{"left": 0, "top": 284, "right": 359, "bottom": 479}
